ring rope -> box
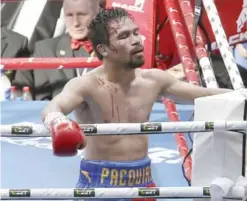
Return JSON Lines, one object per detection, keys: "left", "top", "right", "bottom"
{"left": 178, "top": 0, "right": 219, "bottom": 88}
{"left": 202, "top": 0, "right": 244, "bottom": 90}
{"left": 163, "top": 0, "right": 198, "bottom": 181}
{"left": 0, "top": 186, "right": 245, "bottom": 200}
{"left": 0, "top": 57, "right": 101, "bottom": 70}
{"left": 1, "top": 121, "right": 246, "bottom": 137}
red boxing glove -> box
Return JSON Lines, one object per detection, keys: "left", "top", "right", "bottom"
{"left": 44, "top": 112, "right": 86, "bottom": 157}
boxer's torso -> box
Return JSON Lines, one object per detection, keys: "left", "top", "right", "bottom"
{"left": 74, "top": 67, "right": 162, "bottom": 161}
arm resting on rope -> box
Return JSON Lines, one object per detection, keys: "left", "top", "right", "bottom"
{"left": 150, "top": 69, "right": 232, "bottom": 104}
{"left": 41, "top": 75, "right": 92, "bottom": 156}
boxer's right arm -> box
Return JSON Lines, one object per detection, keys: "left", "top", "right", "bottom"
{"left": 41, "top": 76, "right": 91, "bottom": 156}
{"left": 41, "top": 76, "right": 90, "bottom": 120}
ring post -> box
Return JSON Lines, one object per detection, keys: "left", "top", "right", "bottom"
{"left": 192, "top": 89, "right": 247, "bottom": 201}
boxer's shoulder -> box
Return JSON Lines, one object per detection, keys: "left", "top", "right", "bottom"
{"left": 140, "top": 68, "right": 173, "bottom": 82}
{"left": 138, "top": 68, "right": 174, "bottom": 92}
{"left": 139, "top": 68, "right": 165, "bottom": 83}
{"left": 64, "top": 73, "right": 99, "bottom": 96}
{"left": 70, "top": 74, "right": 95, "bottom": 85}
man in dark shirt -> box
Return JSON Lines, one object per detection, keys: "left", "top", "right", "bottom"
{"left": 1, "top": 26, "right": 30, "bottom": 81}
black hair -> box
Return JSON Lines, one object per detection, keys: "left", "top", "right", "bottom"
{"left": 88, "top": 7, "right": 132, "bottom": 60}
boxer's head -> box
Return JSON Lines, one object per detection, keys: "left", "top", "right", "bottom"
{"left": 88, "top": 7, "right": 144, "bottom": 69}
{"left": 63, "top": 0, "right": 100, "bottom": 40}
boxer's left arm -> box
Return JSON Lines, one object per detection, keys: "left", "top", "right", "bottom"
{"left": 150, "top": 69, "right": 232, "bottom": 104}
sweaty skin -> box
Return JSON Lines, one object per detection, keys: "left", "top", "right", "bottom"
{"left": 41, "top": 66, "right": 231, "bottom": 161}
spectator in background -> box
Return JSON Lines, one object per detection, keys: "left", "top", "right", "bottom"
{"left": 234, "top": 43, "right": 247, "bottom": 88}
{"left": 1, "top": 26, "right": 30, "bottom": 81}
{"left": 12, "top": 0, "right": 101, "bottom": 100}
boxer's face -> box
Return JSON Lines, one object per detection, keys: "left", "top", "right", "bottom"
{"left": 105, "top": 17, "right": 144, "bottom": 69}
{"left": 64, "top": 0, "right": 99, "bottom": 40}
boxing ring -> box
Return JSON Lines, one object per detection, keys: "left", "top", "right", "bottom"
{"left": 1, "top": 101, "right": 247, "bottom": 200}
{"left": 1, "top": 101, "right": 194, "bottom": 201}
{"left": 1, "top": 100, "right": 247, "bottom": 200}
{"left": 1, "top": 0, "right": 247, "bottom": 200}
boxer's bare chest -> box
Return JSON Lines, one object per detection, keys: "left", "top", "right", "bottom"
{"left": 76, "top": 76, "right": 161, "bottom": 124}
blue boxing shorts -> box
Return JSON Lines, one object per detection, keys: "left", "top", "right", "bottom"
{"left": 75, "top": 156, "right": 156, "bottom": 201}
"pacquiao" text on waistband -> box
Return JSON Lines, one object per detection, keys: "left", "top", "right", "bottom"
{"left": 100, "top": 165, "right": 152, "bottom": 186}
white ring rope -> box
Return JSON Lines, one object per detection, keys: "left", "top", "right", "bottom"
{"left": 202, "top": 0, "right": 245, "bottom": 90}
{"left": 0, "top": 121, "right": 246, "bottom": 137}
{"left": 0, "top": 186, "right": 245, "bottom": 200}
{"left": 198, "top": 57, "right": 219, "bottom": 88}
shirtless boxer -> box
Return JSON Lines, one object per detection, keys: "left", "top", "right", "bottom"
{"left": 42, "top": 7, "right": 232, "bottom": 201}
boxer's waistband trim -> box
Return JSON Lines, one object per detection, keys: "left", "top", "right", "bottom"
{"left": 79, "top": 157, "right": 153, "bottom": 187}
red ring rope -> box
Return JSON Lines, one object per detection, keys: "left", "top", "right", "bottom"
{"left": 178, "top": 0, "right": 212, "bottom": 73}
{"left": 0, "top": 58, "right": 101, "bottom": 70}
{"left": 163, "top": 0, "right": 202, "bottom": 182}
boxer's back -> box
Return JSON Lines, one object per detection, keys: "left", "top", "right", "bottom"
{"left": 75, "top": 67, "right": 162, "bottom": 161}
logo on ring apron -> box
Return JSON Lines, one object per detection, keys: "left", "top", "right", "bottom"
{"left": 11, "top": 126, "right": 33, "bottom": 135}
{"left": 74, "top": 188, "right": 95, "bottom": 197}
{"left": 81, "top": 125, "right": 97, "bottom": 133}
{"left": 205, "top": 122, "right": 214, "bottom": 131}
{"left": 202, "top": 187, "right": 210, "bottom": 196}
{"left": 141, "top": 123, "right": 162, "bottom": 132}
{"left": 9, "top": 189, "right": 31, "bottom": 197}
{"left": 138, "top": 188, "right": 160, "bottom": 196}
